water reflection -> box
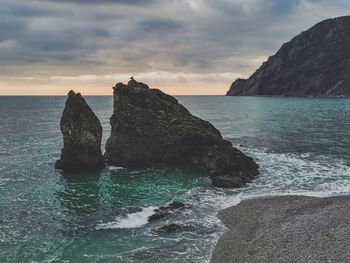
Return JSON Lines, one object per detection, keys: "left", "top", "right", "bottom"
{"left": 54, "top": 169, "right": 208, "bottom": 237}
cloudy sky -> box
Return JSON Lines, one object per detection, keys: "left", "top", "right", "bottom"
{"left": 1, "top": 0, "right": 350, "bottom": 95}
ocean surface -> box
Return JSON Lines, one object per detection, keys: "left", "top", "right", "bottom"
{"left": 1, "top": 96, "right": 350, "bottom": 262}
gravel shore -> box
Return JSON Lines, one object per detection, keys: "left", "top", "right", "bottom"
{"left": 210, "top": 195, "right": 350, "bottom": 263}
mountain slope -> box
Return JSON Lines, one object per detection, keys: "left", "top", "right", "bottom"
{"left": 227, "top": 16, "right": 350, "bottom": 96}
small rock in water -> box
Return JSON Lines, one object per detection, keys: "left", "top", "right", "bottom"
{"left": 148, "top": 201, "right": 189, "bottom": 221}
{"left": 168, "top": 201, "right": 186, "bottom": 209}
{"left": 152, "top": 223, "right": 194, "bottom": 235}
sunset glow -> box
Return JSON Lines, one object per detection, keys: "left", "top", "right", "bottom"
{"left": 1, "top": 0, "right": 350, "bottom": 95}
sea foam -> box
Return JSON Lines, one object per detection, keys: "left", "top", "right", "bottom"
{"left": 95, "top": 206, "right": 156, "bottom": 230}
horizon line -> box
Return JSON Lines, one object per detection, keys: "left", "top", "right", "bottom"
{"left": 0, "top": 94, "right": 227, "bottom": 97}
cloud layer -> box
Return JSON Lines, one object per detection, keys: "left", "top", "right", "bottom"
{"left": 1, "top": 0, "right": 350, "bottom": 94}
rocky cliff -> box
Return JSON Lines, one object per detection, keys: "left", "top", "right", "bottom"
{"left": 105, "top": 78, "right": 258, "bottom": 187}
{"left": 55, "top": 90, "right": 104, "bottom": 171}
{"left": 227, "top": 16, "right": 350, "bottom": 96}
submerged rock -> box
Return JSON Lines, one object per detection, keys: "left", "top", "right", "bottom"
{"left": 55, "top": 90, "right": 104, "bottom": 171}
{"left": 105, "top": 78, "right": 259, "bottom": 187}
{"left": 226, "top": 16, "right": 350, "bottom": 96}
{"left": 152, "top": 223, "right": 194, "bottom": 235}
{"left": 148, "top": 201, "right": 189, "bottom": 221}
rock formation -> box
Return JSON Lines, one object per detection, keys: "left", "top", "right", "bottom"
{"left": 227, "top": 16, "right": 350, "bottom": 96}
{"left": 105, "top": 78, "right": 259, "bottom": 187}
{"left": 148, "top": 201, "right": 190, "bottom": 221}
{"left": 55, "top": 90, "right": 104, "bottom": 171}
{"left": 152, "top": 224, "right": 194, "bottom": 235}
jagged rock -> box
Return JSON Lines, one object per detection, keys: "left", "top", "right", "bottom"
{"left": 105, "top": 78, "right": 259, "bottom": 188}
{"left": 168, "top": 201, "right": 187, "bottom": 209}
{"left": 148, "top": 201, "right": 190, "bottom": 221}
{"left": 55, "top": 90, "right": 104, "bottom": 171}
{"left": 227, "top": 16, "right": 350, "bottom": 96}
{"left": 152, "top": 224, "right": 194, "bottom": 235}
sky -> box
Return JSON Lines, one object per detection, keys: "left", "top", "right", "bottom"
{"left": 1, "top": 0, "right": 350, "bottom": 95}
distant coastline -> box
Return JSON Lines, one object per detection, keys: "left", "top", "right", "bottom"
{"left": 227, "top": 16, "right": 350, "bottom": 97}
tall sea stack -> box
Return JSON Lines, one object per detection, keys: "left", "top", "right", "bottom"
{"left": 105, "top": 78, "right": 259, "bottom": 188}
{"left": 227, "top": 16, "right": 350, "bottom": 96}
{"left": 55, "top": 90, "right": 104, "bottom": 171}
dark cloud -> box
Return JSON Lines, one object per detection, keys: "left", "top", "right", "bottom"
{"left": 0, "top": 1, "right": 70, "bottom": 17}
{"left": 2, "top": 0, "right": 350, "bottom": 76}
{"left": 0, "top": 0, "right": 112, "bottom": 64}
{"left": 38, "top": 0, "right": 158, "bottom": 5}
{"left": 0, "top": 17, "right": 28, "bottom": 42}
{"left": 268, "top": 0, "right": 301, "bottom": 14}
{"left": 119, "top": 18, "right": 185, "bottom": 42}
{"left": 137, "top": 18, "right": 185, "bottom": 34}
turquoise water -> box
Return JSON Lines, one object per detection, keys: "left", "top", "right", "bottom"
{"left": 1, "top": 96, "right": 350, "bottom": 262}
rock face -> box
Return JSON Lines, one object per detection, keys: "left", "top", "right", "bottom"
{"left": 148, "top": 201, "right": 190, "bottom": 221}
{"left": 152, "top": 224, "right": 194, "bottom": 235}
{"left": 227, "top": 16, "right": 350, "bottom": 96}
{"left": 55, "top": 90, "right": 104, "bottom": 171}
{"left": 105, "top": 78, "right": 259, "bottom": 187}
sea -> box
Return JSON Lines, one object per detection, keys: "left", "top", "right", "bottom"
{"left": 1, "top": 96, "right": 350, "bottom": 262}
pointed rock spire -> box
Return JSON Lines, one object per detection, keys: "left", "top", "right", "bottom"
{"left": 55, "top": 90, "right": 104, "bottom": 171}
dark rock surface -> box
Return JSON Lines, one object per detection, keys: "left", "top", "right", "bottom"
{"left": 227, "top": 16, "right": 350, "bottom": 96}
{"left": 105, "top": 78, "right": 259, "bottom": 187}
{"left": 55, "top": 90, "right": 104, "bottom": 171}
{"left": 152, "top": 223, "right": 194, "bottom": 235}
{"left": 210, "top": 195, "right": 350, "bottom": 263}
{"left": 148, "top": 201, "right": 189, "bottom": 221}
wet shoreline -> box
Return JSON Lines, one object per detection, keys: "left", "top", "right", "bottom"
{"left": 210, "top": 195, "right": 350, "bottom": 263}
